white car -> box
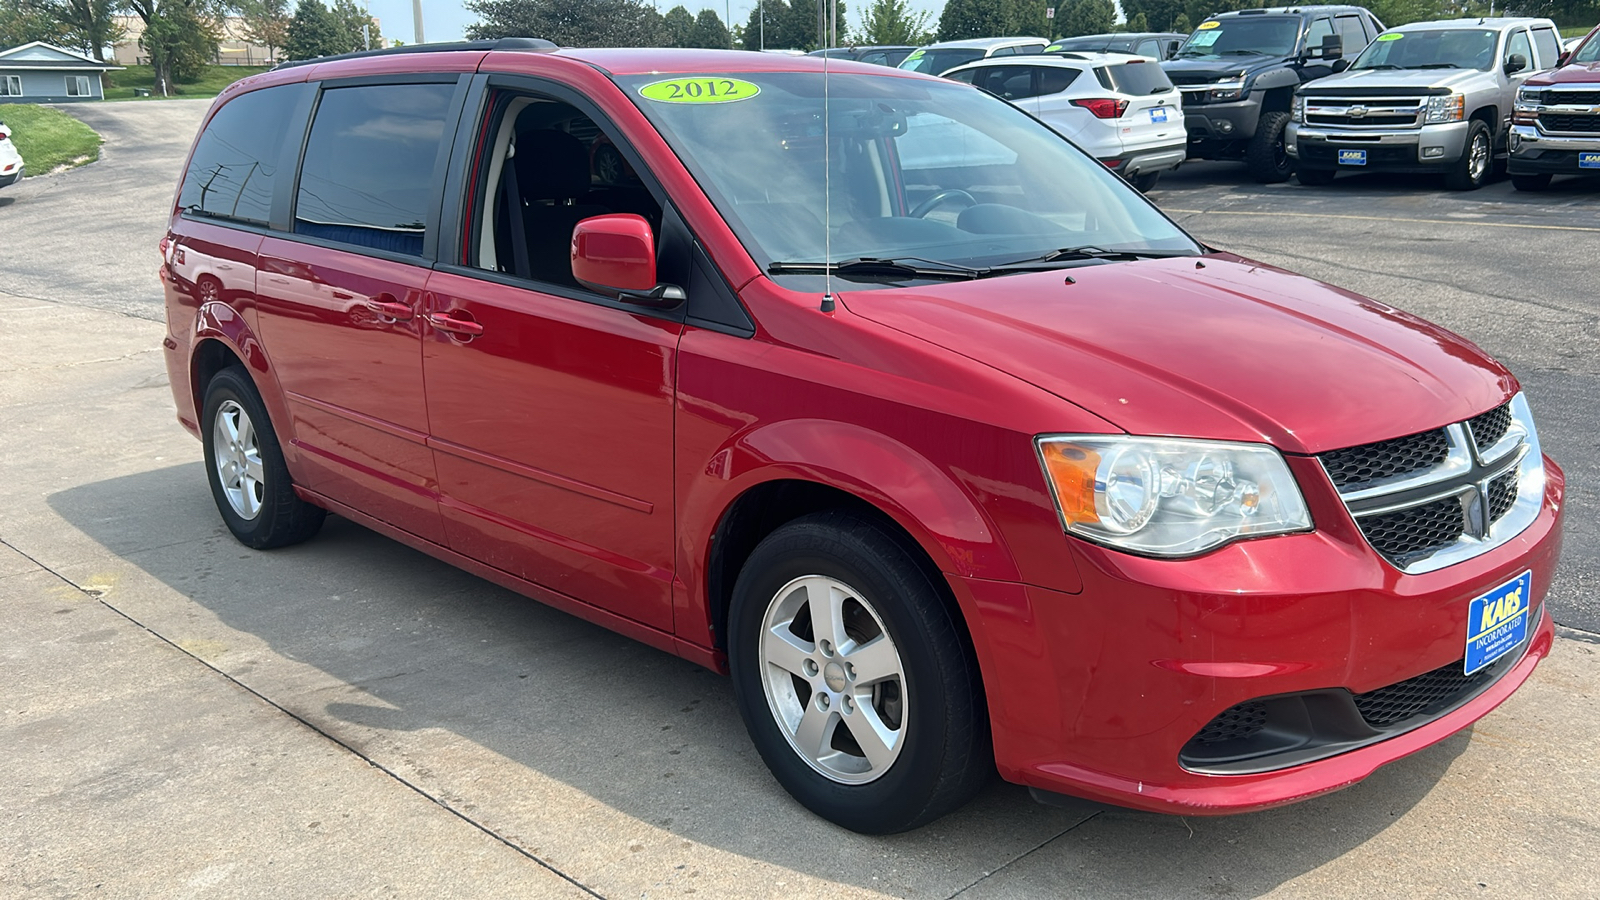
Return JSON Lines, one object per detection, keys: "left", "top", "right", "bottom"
{"left": 0, "top": 120, "right": 23, "bottom": 188}
{"left": 943, "top": 53, "right": 1187, "bottom": 191}
{"left": 897, "top": 37, "right": 1050, "bottom": 76}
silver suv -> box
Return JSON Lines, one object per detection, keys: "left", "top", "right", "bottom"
{"left": 1287, "top": 17, "right": 1563, "bottom": 189}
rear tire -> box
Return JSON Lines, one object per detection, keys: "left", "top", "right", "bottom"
{"left": 1131, "top": 171, "right": 1162, "bottom": 192}
{"left": 1511, "top": 172, "right": 1551, "bottom": 192}
{"left": 1444, "top": 120, "right": 1492, "bottom": 191}
{"left": 201, "top": 366, "right": 325, "bottom": 549}
{"left": 1296, "top": 166, "right": 1336, "bottom": 186}
{"left": 1246, "top": 111, "right": 1294, "bottom": 183}
{"left": 727, "top": 511, "right": 989, "bottom": 834}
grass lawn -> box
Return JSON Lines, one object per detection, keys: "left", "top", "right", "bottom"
{"left": 0, "top": 105, "right": 101, "bottom": 176}
{"left": 103, "top": 64, "right": 272, "bottom": 101}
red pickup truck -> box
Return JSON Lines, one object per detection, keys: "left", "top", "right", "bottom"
{"left": 1509, "top": 21, "right": 1600, "bottom": 189}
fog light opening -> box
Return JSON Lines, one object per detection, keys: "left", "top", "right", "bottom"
{"left": 1422, "top": 146, "right": 1444, "bottom": 159}
{"left": 1215, "top": 120, "right": 1234, "bottom": 135}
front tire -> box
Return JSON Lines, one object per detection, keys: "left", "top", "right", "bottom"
{"left": 727, "top": 512, "right": 989, "bottom": 833}
{"left": 1445, "top": 120, "right": 1492, "bottom": 191}
{"left": 201, "top": 366, "right": 325, "bottom": 549}
{"left": 1246, "top": 111, "right": 1294, "bottom": 183}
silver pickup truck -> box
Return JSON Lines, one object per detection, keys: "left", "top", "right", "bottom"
{"left": 1286, "top": 17, "right": 1565, "bottom": 189}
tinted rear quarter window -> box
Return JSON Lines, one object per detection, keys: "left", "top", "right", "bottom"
{"left": 1094, "top": 61, "right": 1173, "bottom": 95}
{"left": 1037, "top": 67, "right": 1080, "bottom": 95}
{"left": 1530, "top": 27, "right": 1560, "bottom": 68}
{"left": 179, "top": 84, "right": 305, "bottom": 225}
{"left": 294, "top": 82, "right": 456, "bottom": 257}
{"left": 1335, "top": 15, "right": 1367, "bottom": 54}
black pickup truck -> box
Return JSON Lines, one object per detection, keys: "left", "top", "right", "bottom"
{"left": 1163, "top": 5, "right": 1386, "bottom": 181}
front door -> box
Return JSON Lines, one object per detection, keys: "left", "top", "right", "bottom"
{"left": 422, "top": 87, "right": 682, "bottom": 631}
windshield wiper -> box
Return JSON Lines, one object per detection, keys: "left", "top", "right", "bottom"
{"left": 1409, "top": 63, "right": 1462, "bottom": 69}
{"left": 767, "top": 257, "right": 983, "bottom": 281}
{"left": 991, "top": 246, "right": 1199, "bottom": 268}
{"left": 1354, "top": 63, "right": 1401, "bottom": 70}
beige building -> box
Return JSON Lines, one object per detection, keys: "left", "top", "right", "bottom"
{"left": 111, "top": 15, "right": 277, "bottom": 67}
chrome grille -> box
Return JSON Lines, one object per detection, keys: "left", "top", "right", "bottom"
{"left": 1318, "top": 395, "right": 1542, "bottom": 574}
{"left": 1301, "top": 96, "right": 1424, "bottom": 130}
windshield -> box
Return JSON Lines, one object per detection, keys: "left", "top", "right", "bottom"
{"left": 618, "top": 72, "right": 1199, "bottom": 288}
{"left": 1575, "top": 33, "right": 1600, "bottom": 64}
{"left": 1351, "top": 29, "right": 1498, "bottom": 71}
{"left": 898, "top": 48, "right": 986, "bottom": 75}
{"left": 1177, "top": 18, "right": 1301, "bottom": 59}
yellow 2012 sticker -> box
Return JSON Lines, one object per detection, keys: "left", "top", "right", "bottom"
{"left": 639, "top": 77, "right": 760, "bottom": 104}
{"left": 1197, "top": 20, "right": 1220, "bottom": 29}
{"left": 1376, "top": 32, "right": 1404, "bottom": 41}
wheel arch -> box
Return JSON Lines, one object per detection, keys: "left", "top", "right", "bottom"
{"left": 190, "top": 302, "right": 298, "bottom": 468}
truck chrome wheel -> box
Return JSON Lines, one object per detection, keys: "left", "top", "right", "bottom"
{"left": 1467, "top": 131, "right": 1490, "bottom": 183}
{"left": 212, "top": 399, "right": 264, "bottom": 520}
{"left": 759, "top": 575, "right": 908, "bottom": 784}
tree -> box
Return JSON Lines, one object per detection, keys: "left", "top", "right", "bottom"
{"left": 466, "top": 0, "right": 668, "bottom": 47}
{"left": 284, "top": 0, "right": 341, "bottom": 59}
{"left": 1169, "top": 13, "right": 1188, "bottom": 34}
{"left": 237, "top": 0, "right": 290, "bottom": 62}
{"left": 663, "top": 4, "right": 693, "bottom": 46}
{"left": 126, "top": 0, "right": 217, "bottom": 95}
{"left": 689, "top": 8, "right": 729, "bottom": 49}
{"left": 39, "top": 0, "right": 123, "bottom": 61}
{"left": 936, "top": 0, "right": 1012, "bottom": 41}
{"left": 1057, "top": 0, "right": 1112, "bottom": 37}
{"left": 856, "top": 0, "right": 928, "bottom": 44}
{"left": 331, "top": 0, "right": 380, "bottom": 51}
{"left": 742, "top": 0, "right": 845, "bottom": 51}
{"left": 0, "top": 0, "right": 65, "bottom": 49}
{"left": 1012, "top": 0, "right": 1048, "bottom": 37}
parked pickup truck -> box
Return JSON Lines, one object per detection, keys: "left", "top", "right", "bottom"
{"left": 1163, "top": 6, "right": 1385, "bottom": 183}
{"left": 1508, "top": 21, "right": 1600, "bottom": 190}
{"left": 1288, "top": 18, "right": 1564, "bottom": 190}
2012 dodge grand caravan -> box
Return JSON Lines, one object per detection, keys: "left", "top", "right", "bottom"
{"left": 161, "top": 40, "right": 1564, "bottom": 834}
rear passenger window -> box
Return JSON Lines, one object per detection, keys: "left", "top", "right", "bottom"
{"left": 969, "top": 66, "right": 1038, "bottom": 100}
{"left": 1335, "top": 16, "right": 1367, "bottom": 54}
{"left": 1530, "top": 27, "right": 1560, "bottom": 68}
{"left": 178, "top": 84, "right": 305, "bottom": 226}
{"left": 294, "top": 83, "right": 456, "bottom": 257}
{"left": 1037, "top": 67, "right": 1080, "bottom": 95}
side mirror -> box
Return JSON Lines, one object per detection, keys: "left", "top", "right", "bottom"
{"left": 1557, "top": 50, "right": 1570, "bottom": 67}
{"left": 1504, "top": 53, "right": 1528, "bottom": 75}
{"left": 1332, "top": 58, "right": 1351, "bottom": 73}
{"left": 1320, "top": 34, "right": 1343, "bottom": 60}
{"left": 570, "top": 214, "right": 684, "bottom": 308}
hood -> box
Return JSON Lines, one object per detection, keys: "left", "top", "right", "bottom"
{"left": 1298, "top": 67, "right": 1485, "bottom": 94}
{"left": 839, "top": 256, "right": 1515, "bottom": 455}
{"left": 1161, "top": 57, "right": 1268, "bottom": 84}
{"left": 1525, "top": 61, "right": 1600, "bottom": 85}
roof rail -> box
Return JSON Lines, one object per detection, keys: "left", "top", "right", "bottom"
{"left": 273, "top": 37, "right": 557, "bottom": 71}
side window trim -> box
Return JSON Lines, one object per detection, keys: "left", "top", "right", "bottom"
{"left": 280, "top": 74, "right": 471, "bottom": 265}
{"left": 438, "top": 71, "right": 754, "bottom": 336}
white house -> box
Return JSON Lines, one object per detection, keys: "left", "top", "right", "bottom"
{"left": 0, "top": 42, "right": 122, "bottom": 103}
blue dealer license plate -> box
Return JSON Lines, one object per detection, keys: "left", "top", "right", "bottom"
{"left": 1150, "top": 107, "right": 1169, "bottom": 123}
{"left": 1580, "top": 152, "right": 1600, "bottom": 169}
{"left": 1338, "top": 149, "right": 1367, "bottom": 166}
{"left": 1464, "top": 570, "right": 1532, "bottom": 675}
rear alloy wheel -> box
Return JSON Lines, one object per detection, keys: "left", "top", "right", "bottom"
{"left": 202, "top": 366, "right": 325, "bottom": 549}
{"left": 1296, "top": 166, "right": 1337, "bottom": 186}
{"left": 1246, "top": 111, "right": 1295, "bottom": 183}
{"left": 1445, "top": 121, "right": 1492, "bottom": 191}
{"left": 728, "top": 512, "right": 989, "bottom": 834}
{"left": 1511, "top": 172, "right": 1551, "bottom": 192}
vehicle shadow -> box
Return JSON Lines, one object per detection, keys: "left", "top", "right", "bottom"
{"left": 48, "top": 464, "right": 1469, "bottom": 898}
{"left": 0, "top": 196, "right": 15, "bottom": 208}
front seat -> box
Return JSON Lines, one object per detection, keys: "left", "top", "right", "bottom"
{"left": 514, "top": 130, "right": 608, "bottom": 286}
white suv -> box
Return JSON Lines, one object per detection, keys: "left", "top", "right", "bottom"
{"left": 0, "top": 120, "right": 24, "bottom": 188}
{"left": 943, "top": 53, "right": 1187, "bottom": 190}
{"left": 897, "top": 37, "right": 1051, "bottom": 77}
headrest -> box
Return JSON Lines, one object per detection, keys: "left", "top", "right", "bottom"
{"left": 514, "top": 130, "right": 591, "bottom": 200}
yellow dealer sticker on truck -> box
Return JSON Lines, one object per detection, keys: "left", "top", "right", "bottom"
{"left": 1376, "top": 32, "right": 1404, "bottom": 41}
{"left": 640, "top": 78, "right": 761, "bottom": 104}
{"left": 1197, "top": 20, "right": 1220, "bottom": 28}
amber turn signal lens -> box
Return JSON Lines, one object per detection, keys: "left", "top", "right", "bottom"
{"left": 1040, "top": 442, "right": 1100, "bottom": 526}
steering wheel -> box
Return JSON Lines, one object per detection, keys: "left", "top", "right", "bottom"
{"left": 909, "top": 189, "right": 977, "bottom": 219}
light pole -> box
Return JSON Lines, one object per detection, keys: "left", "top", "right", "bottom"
{"left": 412, "top": 0, "right": 425, "bottom": 45}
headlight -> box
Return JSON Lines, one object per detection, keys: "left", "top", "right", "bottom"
{"left": 1425, "top": 93, "right": 1465, "bottom": 124}
{"left": 1208, "top": 79, "right": 1246, "bottom": 102}
{"left": 1291, "top": 94, "right": 1304, "bottom": 123}
{"left": 1036, "top": 435, "right": 1311, "bottom": 557}
{"left": 1515, "top": 86, "right": 1538, "bottom": 106}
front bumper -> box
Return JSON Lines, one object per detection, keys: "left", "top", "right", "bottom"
{"left": 1508, "top": 125, "right": 1600, "bottom": 175}
{"left": 957, "top": 453, "right": 1564, "bottom": 815}
{"left": 1287, "top": 121, "right": 1470, "bottom": 173}
{"left": 1182, "top": 93, "right": 1262, "bottom": 143}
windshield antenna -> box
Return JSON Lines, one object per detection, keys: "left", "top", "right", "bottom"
{"left": 820, "top": 2, "right": 835, "bottom": 314}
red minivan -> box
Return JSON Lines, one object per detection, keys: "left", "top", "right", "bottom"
{"left": 160, "top": 40, "right": 1563, "bottom": 833}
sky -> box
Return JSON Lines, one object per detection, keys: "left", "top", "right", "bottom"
{"left": 362, "top": 0, "right": 953, "bottom": 46}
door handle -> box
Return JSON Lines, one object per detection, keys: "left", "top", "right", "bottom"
{"left": 367, "top": 297, "right": 414, "bottom": 320}
{"left": 428, "top": 311, "right": 484, "bottom": 337}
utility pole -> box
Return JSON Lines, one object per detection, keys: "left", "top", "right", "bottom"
{"left": 412, "top": 0, "right": 425, "bottom": 45}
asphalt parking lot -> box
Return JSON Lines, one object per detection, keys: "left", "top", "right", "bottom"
{"left": 3, "top": 101, "right": 1599, "bottom": 898}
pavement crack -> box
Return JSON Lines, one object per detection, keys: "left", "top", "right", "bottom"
{"left": 944, "top": 810, "right": 1101, "bottom": 899}
{"left": 1, "top": 535, "right": 608, "bottom": 900}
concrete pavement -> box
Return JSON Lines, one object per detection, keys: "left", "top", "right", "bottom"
{"left": 2, "top": 100, "right": 1599, "bottom": 899}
